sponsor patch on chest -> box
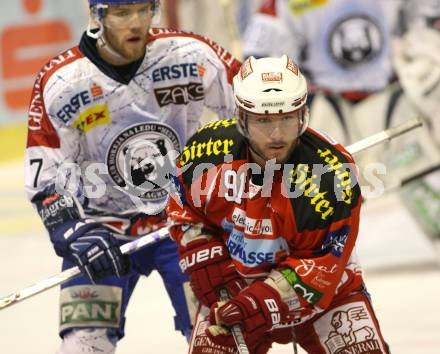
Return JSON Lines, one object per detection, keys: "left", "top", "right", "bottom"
{"left": 152, "top": 62, "right": 201, "bottom": 82}
{"left": 231, "top": 208, "right": 273, "bottom": 236}
{"left": 223, "top": 207, "right": 289, "bottom": 268}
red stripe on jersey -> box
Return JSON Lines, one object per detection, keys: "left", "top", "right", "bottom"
{"left": 27, "top": 47, "right": 84, "bottom": 148}
{"left": 148, "top": 28, "right": 241, "bottom": 84}
{"left": 27, "top": 130, "right": 60, "bottom": 149}
{"left": 259, "top": 0, "right": 277, "bottom": 17}
{"left": 39, "top": 47, "right": 84, "bottom": 91}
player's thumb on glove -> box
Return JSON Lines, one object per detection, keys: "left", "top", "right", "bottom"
{"left": 206, "top": 301, "right": 235, "bottom": 348}
{"left": 206, "top": 324, "right": 230, "bottom": 337}
{"left": 209, "top": 299, "right": 245, "bottom": 329}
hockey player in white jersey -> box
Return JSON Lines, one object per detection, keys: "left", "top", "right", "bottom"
{"left": 242, "top": 0, "right": 403, "bottom": 144}
{"left": 24, "top": 1, "right": 240, "bottom": 353}
{"left": 394, "top": 0, "right": 440, "bottom": 144}
{"left": 242, "top": 0, "right": 440, "bottom": 131}
{"left": 242, "top": 0, "right": 440, "bottom": 193}
{"left": 391, "top": 0, "right": 440, "bottom": 234}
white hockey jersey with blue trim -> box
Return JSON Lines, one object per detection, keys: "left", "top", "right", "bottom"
{"left": 25, "top": 28, "right": 240, "bottom": 219}
{"left": 243, "top": 0, "right": 403, "bottom": 92}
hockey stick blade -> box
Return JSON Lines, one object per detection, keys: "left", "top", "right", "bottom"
{"left": 219, "top": 288, "right": 250, "bottom": 354}
{"left": 345, "top": 117, "right": 423, "bottom": 155}
{"left": 0, "top": 227, "right": 169, "bottom": 310}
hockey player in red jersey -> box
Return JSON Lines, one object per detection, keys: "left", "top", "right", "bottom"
{"left": 168, "top": 55, "right": 390, "bottom": 353}
{"left": 24, "top": 0, "right": 241, "bottom": 353}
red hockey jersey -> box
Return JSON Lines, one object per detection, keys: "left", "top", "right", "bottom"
{"left": 168, "top": 119, "right": 364, "bottom": 322}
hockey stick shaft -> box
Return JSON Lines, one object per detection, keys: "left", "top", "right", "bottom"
{"left": 400, "top": 163, "right": 440, "bottom": 187}
{"left": 212, "top": 118, "right": 423, "bottom": 354}
{"left": 345, "top": 117, "right": 422, "bottom": 155}
{"left": 0, "top": 227, "right": 169, "bottom": 310}
{"left": 219, "top": 288, "right": 250, "bottom": 354}
{"left": 383, "top": 162, "right": 440, "bottom": 194}
{"left": 0, "top": 118, "right": 423, "bottom": 311}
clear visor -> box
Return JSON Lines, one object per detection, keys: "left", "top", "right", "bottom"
{"left": 244, "top": 110, "right": 303, "bottom": 136}
{"left": 102, "top": 4, "right": 153, "bottom": 29}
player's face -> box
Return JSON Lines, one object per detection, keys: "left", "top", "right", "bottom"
{"left": 103, "top": 3, "right": 153, "bottom": 62}
{"left": 246, "top": 110, "right": 302, "bottom": 165}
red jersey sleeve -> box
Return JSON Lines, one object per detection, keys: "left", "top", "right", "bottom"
{"left": 167, "top": 162, "right": 222, "bottom": 246}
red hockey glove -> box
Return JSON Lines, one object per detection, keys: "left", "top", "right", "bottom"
{"left": 179, "top": 238, "right": 246, "bottom": 307}
{"left": 207, "top": 281, "right": 290, "bottom": 350}
{"left": 206, "top": 323, "right": 272, "bottom": 354}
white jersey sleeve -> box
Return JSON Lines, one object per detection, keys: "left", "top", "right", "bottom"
{"left": 25, "top": 29, "right": 240, "bottom": 220}
{"left": 242, "top": 0, "right": 299, "bottom": 59}
{"left": 25, "top": 48, "right": 84, "bottom": 203}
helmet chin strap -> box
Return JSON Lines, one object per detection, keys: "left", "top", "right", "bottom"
{"left": 86, "top": 4, "right": 106, "bottom": 39}
{"left": 97, "top": 32, "right": 132, "bottom": 64}
{"left": 86, "top": 7, "right": 132, "bottom": 65}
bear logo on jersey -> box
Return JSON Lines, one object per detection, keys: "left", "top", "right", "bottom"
{"left": 107, "top": 123, "right": 181, "bottom": 201}
{"left": 124, "top": 138, "right": 167, "bottom": 186}
{"left": 328, "top": 15, "right": 383, "bottom": 68}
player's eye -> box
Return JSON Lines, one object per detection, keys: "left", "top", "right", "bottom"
{"left": 256, "top": 117, "right": 271, "bottom": 124}
{"left": 114, "top": 10, "right": 130, "bottom": 17}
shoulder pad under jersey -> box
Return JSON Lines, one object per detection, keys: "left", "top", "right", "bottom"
{"left": 285, "top": 129, "right": 362, "bottom": 232}
{"left": 179, "top": 118, "right": 245, "bottom": 186}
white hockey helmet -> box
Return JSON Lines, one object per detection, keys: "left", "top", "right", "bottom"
{"left": 233, "top": 55, "right": 309, "bottom": 137}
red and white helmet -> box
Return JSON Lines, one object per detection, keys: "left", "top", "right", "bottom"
{"left": 233, "top": 55, "right": 309, "bottom": 136}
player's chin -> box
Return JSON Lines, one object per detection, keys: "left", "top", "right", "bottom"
{"left": 274, "top": 155, "right": 290, "bottom": 164}
{"left": 124, "top": 47, "right": 146, "bottom": 61}
{"left": 268, "top": 146, "right": 290, "bottom": 159}
{"left": 265, "top": 150, "right": 289, "bottom": 164}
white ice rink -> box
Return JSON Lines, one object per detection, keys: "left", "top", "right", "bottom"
{"left": 1, "top": 161, "right": 440, "bottom": 354}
